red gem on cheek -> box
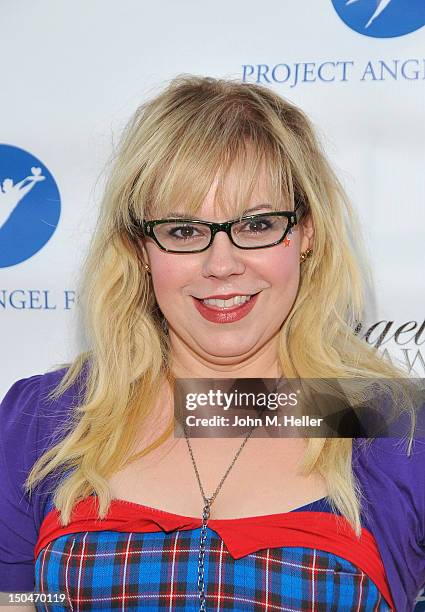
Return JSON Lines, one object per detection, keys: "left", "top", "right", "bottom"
{"left": 283, "top": 237, "right": 291, "bottom": 247}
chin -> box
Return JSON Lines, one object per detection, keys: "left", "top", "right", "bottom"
{"left": 196, "top": 339, "right": 259, "bottom": 360}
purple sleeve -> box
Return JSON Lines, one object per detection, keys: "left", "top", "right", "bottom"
{"left": 0, "top": 367, "right": 84, "bottom": 591}
{"left": 0, "top": 375, "right": 43, "bottom": 591}
{"left": 353, "top": 433, "right": 425, "bottom": 611}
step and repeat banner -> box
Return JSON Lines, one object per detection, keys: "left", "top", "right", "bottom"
{"left": 0, "top": 0, "right": 424, "bottom": 602}
{"left": 1, "top": 0, "right": 424, "bottom": 392}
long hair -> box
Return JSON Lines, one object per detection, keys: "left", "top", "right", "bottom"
{"left": 25, "top": 75, "right": 417, "bottom": 536}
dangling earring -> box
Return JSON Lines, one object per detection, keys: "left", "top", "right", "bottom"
{"left": 144, "top": 263, "right": 151, "bottom": 273}
{"left": 299, "top": 248, "right": 313, "bottom": 263}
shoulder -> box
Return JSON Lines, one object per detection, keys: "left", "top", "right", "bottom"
{"left": 353, "top": 434, "right": 425, "bottom": 539}
{"left": 0, "top": 366, "right": 88, "bottom": 591}
{"left": 352, "top": 435, "right": 425, "bottom": 605}
{"left": 352, "top": 387, "right": 425, "bottom": 488}
{"left": 0, "top": 365, "right": 87, "bottom": 459}
{"left": 353, "top": 434, "right": 425, "bottom": 493}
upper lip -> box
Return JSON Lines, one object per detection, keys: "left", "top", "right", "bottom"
{"left": 194, "top": 292, "right": 259, "bottom": 300}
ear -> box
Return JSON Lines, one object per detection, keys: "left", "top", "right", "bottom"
{"left": 299, "top": 212, "right": 314, "bottom": 252}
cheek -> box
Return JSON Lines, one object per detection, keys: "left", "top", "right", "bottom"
{"left": 264, "top": 245, "right": 299, "bottom": 284}
{"left": 151, "top": 265, "right": 181, "bottom": 297}
{"left": 267, "top": 254, "right": 301, "bottom": 314}
{"left": 276, "top": 272, "right": 300, "bottom": 301}
{"left": 147, "top": 251, "right": 190, "bottom": 302}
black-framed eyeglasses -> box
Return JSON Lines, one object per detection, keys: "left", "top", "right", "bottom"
{"left": 130, "top": 210, "right": 300, "bottom": 253}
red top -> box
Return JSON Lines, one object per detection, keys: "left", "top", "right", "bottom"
{"left": 35, "top": 496, "right": 395, "bottom": 610}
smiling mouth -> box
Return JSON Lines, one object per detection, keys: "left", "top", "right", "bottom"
{"left": 193, "top": 291, "right": 261, "bottom": 309}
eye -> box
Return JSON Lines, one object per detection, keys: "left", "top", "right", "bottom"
{"left": 238, "top": 218, "right": 274, "bottom": 233}
{"left": 165, "top": 223, "right": 208, "bottom": 240}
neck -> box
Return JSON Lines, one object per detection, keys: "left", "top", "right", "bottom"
{"left": 168, "top": 331, "right": 283, "bottom": 379}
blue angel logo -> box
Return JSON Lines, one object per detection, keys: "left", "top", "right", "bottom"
{"left": 0, "top": 144, "right": 61, "bottom": 268}
{"left": 332, "top": 0, "right": 425, "bottom": 38}
{"left": 346, "top": 0, "right": 392, "bottom": 29}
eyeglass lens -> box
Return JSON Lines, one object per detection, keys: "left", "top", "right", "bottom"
{"left": 152, "top": 215, "right": 289, "bottom": 251}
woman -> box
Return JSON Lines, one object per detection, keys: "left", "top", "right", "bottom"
{"left": 1, "top": 75, "right": 424, "bottom": 611}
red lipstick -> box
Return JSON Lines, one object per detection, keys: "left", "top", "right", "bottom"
{"left": 192, "top": 292, "right": 260, "bottom": 324}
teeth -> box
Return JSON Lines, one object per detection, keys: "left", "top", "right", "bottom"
{"left": 202, "top": 295, "right": 252, "bottom": 308}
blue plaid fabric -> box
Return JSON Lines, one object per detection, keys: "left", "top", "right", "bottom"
{"left": 35, "top": 524, "right": 391, "bottom": 611}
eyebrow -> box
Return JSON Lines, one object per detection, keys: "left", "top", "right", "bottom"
{"left": 168, "top": 204, "right": 273, "bottom": 219}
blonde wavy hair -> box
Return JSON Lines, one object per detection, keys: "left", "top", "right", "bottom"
{"left": 25, "top": 74, "right": 418, "bottom": 537}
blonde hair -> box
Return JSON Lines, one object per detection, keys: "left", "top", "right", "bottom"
{"left": 25, "top": 75, "right": 418, "bottom": 537}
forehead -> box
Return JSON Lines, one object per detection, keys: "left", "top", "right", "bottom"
{"left": 171, "top": 168, "right": 273, "bottom": 220}
{"left": 140, "top": 138, "right": 292, "bottom": 222}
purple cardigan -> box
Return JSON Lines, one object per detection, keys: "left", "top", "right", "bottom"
{"left": 1, "top": 368, "right": 425, "bottom": 611}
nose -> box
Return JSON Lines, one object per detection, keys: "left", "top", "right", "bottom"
{"left": 201, "top": 230, "right": 246, "bottom": 279}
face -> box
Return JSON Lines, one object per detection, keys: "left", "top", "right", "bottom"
{"left": 140, "top": 167, "right": 314, "bottom": 370}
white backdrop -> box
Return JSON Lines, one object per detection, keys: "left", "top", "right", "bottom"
{"left": 0, "top": 0, "right": 425, "bottom": 606}
{"left": 1, "top": 1, "right": 424, "bottom": 392}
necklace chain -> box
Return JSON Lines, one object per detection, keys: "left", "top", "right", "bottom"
{"left": 183, "top": 421, "right": 260, "bottom": 611}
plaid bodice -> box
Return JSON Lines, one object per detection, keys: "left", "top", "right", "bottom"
{"left": 34, "top": 496, "right": 395, "bottom": 611}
